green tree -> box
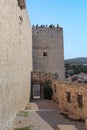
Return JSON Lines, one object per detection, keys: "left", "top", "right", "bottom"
{"left": 43, "top": 80, "right": 53, "bottom": 99}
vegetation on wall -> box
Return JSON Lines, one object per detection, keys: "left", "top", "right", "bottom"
{"left": 17, "top": 111, "right": 29, "bottom": 116}
{"left": 43, "top": 79, "right": 53, "bottom": 99}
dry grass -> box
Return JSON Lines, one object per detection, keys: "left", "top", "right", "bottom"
{"left": 17, "top": 111, "right": 29, "bottom": 116}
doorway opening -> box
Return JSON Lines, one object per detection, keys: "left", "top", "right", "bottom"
{"left": 31, "top": 83, "right": 43, "bottom": 100}
{"left": 33, "top": 84, "right": 40, "bottom": 99}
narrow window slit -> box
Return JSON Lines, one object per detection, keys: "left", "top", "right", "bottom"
{"left": 43, "top": 52, "right": 47, "bottom": 56}
{"left": 77, "top": 94, "right": 83, "bottom": 108}
{"left": 66, "top": 92, "right": 71, "bottom": 103}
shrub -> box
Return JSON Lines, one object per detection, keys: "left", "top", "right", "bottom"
{"left": 14, "top": 127, "right": 31, "bottom": 130}
{"left": 43, "top": 80, "right": 53, "bottom": 99}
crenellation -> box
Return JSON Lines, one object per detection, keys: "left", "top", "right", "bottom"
{"left": 32, "top": 25, "right": 63, "bottom": 37}
{"left": 32, "top": 24, "right": 62, "bottom": 29}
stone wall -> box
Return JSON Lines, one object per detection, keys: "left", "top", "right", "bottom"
{"left": 53, "top": 81, "right": 87, "bottom": 120}
{"left": 31, "top": 71, "right": 54, "bottom": 83}
{"left": 0, "top": 0, "right": 32, "bottom": 129}
{"left": 31, "top": 71, "right": 54, "bottom": 99}
{"left": 32, "top": 25, "right": 65, "bottom": 80}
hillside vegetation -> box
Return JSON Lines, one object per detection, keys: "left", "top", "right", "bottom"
{"left": 65, "top": 57, "right": 87, "bottom": 64}
{"left": 65, "top": 57, "right": 87, "bottom": 75}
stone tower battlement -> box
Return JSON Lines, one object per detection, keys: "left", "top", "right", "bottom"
{"left": 32, "top": 24, "right": 63, "bottom": 31}
{"left": 32, "top": 24, "right": 65, "bottom": 80}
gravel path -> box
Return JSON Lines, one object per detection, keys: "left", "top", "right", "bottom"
{"left": 12, "top": 99, "right": 85, "bottom": 130}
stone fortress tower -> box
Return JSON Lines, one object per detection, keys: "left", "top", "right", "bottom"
{"left": 32, "top": 25, "right": 65, "bottom": 80}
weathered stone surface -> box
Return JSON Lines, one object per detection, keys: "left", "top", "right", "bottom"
{"left": 68, "top": 114, "right": 81, "bottom": 120}
{"left": 32, "top": 26, "right": 65, "bottom": 80}
{"left": 0, "top": 0, "right": 32, "bottom": 129}
{"left": 53, "top": 81, "right": 87, "bottom": 120}
{"left": 56, "top": 125, "right": 77, "bottom": 130}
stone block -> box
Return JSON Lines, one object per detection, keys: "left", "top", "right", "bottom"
{"left": 56, "top": 125, "right": 77, "bottom": 130}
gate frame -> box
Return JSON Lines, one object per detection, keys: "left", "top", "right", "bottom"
{"left": 31, "top": 82, "right": 43, "bottom": 99}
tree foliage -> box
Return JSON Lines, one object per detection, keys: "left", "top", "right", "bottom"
{"left": 65, "top": 63, "right": 87, "bottom": 75}
{"left": 43, "top": 79, "right": 53, "bottom": 99}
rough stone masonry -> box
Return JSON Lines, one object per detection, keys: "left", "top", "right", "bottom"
{"left": 32, "top": 25, "right": 65, "bottom": 80}
{"left": 0, "top": 0, "right": 32, "bottom": 129}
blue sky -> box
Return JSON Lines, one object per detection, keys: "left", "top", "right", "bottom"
{"left": 26, "top": 0, "right": 87, "bottom": 59}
